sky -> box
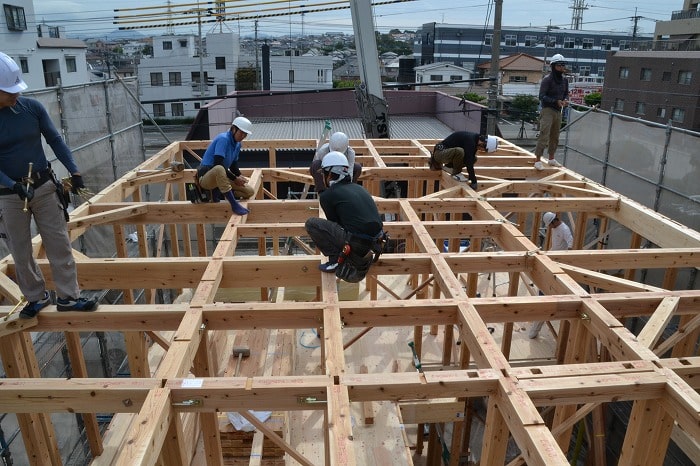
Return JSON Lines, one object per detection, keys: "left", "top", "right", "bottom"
{"left": 29, "top": 0, "right": 681, "bottom": 39}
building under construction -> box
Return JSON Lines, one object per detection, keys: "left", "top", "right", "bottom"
{"left": 0, "top": 104, "right": 698, "bottom": 465}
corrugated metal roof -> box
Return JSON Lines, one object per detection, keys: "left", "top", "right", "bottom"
{"left": 247, "top": 116, "right": 453, "bottom": 141}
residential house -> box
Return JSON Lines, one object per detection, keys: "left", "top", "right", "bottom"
{"left": 2, "top": 0, "right": 90, "bottom": 89}
{"left": 414, "top": 62, "right": 472, "bottom": 92}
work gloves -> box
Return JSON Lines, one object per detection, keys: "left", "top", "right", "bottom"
{"left": 70, "top": 174, "right": 85, "bottom": 194}
{"left": 13, "top": 182, "right": 34, "bottom": 201}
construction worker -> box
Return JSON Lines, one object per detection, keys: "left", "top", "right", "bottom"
{"left": 305, "top": 152, "right": 384, "bottom": 282}
{"left": 0, "top": 52, "right": 98, "bottom": 318}
{"left": 429, "top": 132, "right": 498, "bottom": 190}
{"left": 529, "top": 211, "right": 573, "bottom": 338}
{"left": 310, "top": 131, "right": 362, "bottom": 193}
{"left": 534, "top": 53, "right": 569, "bottom": 171}
{"left": 197, "top": 116, "right": 254, "bottom": 216}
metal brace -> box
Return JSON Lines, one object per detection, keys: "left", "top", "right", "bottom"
{"left": 172, "top": 399, "right": 203, "bottom": 407}
{"left": 579, "top": 312, "right": 590, "bottom": 321}
{"left": 297, "top": 396, "right": 327, "bottom": 405}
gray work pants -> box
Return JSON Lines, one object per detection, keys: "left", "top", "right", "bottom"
{"left": 0, "top": 182, "right": 79, "bottom": 301}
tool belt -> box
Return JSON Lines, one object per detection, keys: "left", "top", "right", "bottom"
{"left": 187, "top": 165, "right": 221, "bottom": 203}
{"left": 335, "top": 230, "right": 388, "bottom": 283}
{"left": 0, "top": 168, "right": 53, "bottom": 195}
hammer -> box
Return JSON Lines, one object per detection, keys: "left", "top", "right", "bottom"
{"left": 407, "top": 341, "right": 422, "bottom": 373}
{"left": 232, "top": 347, "right": 250, "bottom": 377}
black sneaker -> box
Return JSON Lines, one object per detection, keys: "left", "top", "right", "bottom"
{"left": 57, "top": 297, "right": 98, "bottom": 312}
{"left": 20, "top": 292, "right": 51, "bottom": 319}
{"left": 318, "top": 261, "right": 338, "bottom": 273}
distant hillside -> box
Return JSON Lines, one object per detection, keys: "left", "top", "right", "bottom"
{"left": 71, "top": 29, "right": 146, "bottom": 41}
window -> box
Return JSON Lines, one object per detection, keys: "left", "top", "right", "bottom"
{"left": 215, "top": 57, "right": 226, "bottom": 70}
{"left": 671, "top": 108, "right": 685, "bottom": 122}
{"left": 152, "top": 103, "right": 165, "bottom": 117}
{"left": 677, "top": 70, "right": 692, "bottom": 85}
{"left": 614, "top": 98, "right": 624, "bottom": 111}
{"left": 640, "top": 68, "right": 652, "bottom": 81}
{"left": 598, "top": 66, "right": 605, "bottom": 77}
{"left": 582, "top": 38, "right": 594, "bottom": 49}
{"left": 662, "top": 71, "right": 672, "bottom": 81}
{"left": 19, "top": 57, "right": 28, "bottom": 73}
{"left": 162, "top": 41, "right": 172, "bottom": 50}
{"left": 4, "top": 4, "right": 27, "bottom": 31}
{"left": 656, "top": 107, "right": 666, "bottom": 119}
{"left": 619, "top": 67, "right": 629, "bottom": 79}
{"left": 150, "top": 72, "right": 163, "bottom": 86}
{"left": 508, "top": 75, "right": 527, "bottom": 83}
{"left": 168, "top": 72, "right": 181, "bottom": 86}
{"left": 579, "top": 66, "right": 590, "bottom": 77}
{"left": 484, "top": 34, "right": 492, "bottom": 46}
{"left": 65, "top": 56, "right": 77, "bottom": 73}
{"left": 544, "top": 36, "right": 556, "bottom": 47}
{"left": 429, "top": 74, "right": 442, "bottom": 81}
{"left": 505, "top": 35, "right": 517, "bottom": 46}
{"left": 171, "top": 103, "right": 184, "bottom": 117}
{"left": 216, "top": 84, "right": 227, "bottom": 96}
{"left": 288, "top": 70, "right": 295, "bottom": 84}
{"left": 179, "top": 40, "right": 188, "bottom": 47}
{"left": 635, "top": 102, "right": 645, "bottom": 115}
{"left": 601, "top": 39, "right": 612, "bottom": 50}
{"left": 191, "top": 71, "right": 208, "bottom": 84}
{"left": 449, "top": 75, "right": 462, "bottom": 81}
{"left": 194, "top": 102, "right": 200, "bottom": 109}
{"left": 564, "top": 37, "right": 575, "bottom": 49}
{"left": 619, "top": 40, "right": 629, "bottom": 50}
{"left": 525, "top": 35, "right": 537, "bottom": 47}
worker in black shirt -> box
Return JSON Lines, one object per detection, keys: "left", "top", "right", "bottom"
{"left": 305, "top": 151, "right": 385, "bottom": 282}
{"left": 429, "top": 131, "right": 498, "bottom": 190}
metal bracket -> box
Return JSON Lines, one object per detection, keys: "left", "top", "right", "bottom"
{"left": 297, "top": 396, "right": 327, "bottom": 405}
{"left": 173, "top": 399, "right": 203, "bottom": 407}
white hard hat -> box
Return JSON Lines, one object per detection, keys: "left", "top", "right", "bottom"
{"left": 0, "top": 52, "right": 28, "bottom": 94}
{"left": 549, "top": 54, "right": 567, "bottom": 65}
{"left": 329, "top": 132, "right": 349, "bottom": 152}
{"left": 485, "top": 135, "right": 498, "bottom": 153}
{"left": 321, "top": 151, "right": 350, "bottom": 170}
{"left": 543, "top": 212, "right": 556, "bottom": 227}
{"left": 231, "top": 116, "right": 253, "bottom": 134}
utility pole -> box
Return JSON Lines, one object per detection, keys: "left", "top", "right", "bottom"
{"left": 486, "top": 0, "right": 503, "bottom": 137}
{"left": 631, "top": 8, "right": 640, "bottom": 39}
{"left": 197, "top": 8, "right": 205, "bottom": 107}
{"left": 255, "top": 20, "right": 260, "bottom": 91}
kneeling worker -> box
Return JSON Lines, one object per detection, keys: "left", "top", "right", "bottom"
{"left": 197, "top": 116, "right": 254, "bottom": 216}
{"left": 429, "top": 131, "right": 498, "bottom": 190}
{"left": 305, "top": 152, "right": 385, "bottom": 282}
{"left": 310, "top": 131, "right": 362, "bottom": 193}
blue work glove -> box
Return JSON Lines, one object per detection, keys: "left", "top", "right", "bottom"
{"left": 70, "top": 174, "right": 85, "bottom": 194}
{"left": 13, "top": 182, "right": 34, "bottom": 201}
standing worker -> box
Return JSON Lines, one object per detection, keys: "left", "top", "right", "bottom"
{"left": 310, "top": 131, "right": 362, "bottom": 193}
{"left": 305, "top": 152, "right": 385, "bottom": 282}
{"left": 0, "top": 52, "right": 98, "bottom": 318}
{"left": 429, "top": 131, "right": 498, "bottom": 190}
{"left": 197, "top": 116, "right": 254, "bottom": 216}
{"left": 534, "top": 53, "right": 569, "bottom": 171}
{"left": 529, "top": 211, "right": 573, "bottom": 339}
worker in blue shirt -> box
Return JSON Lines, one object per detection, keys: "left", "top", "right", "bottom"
{"left": 0, "top": 52, "right": 98, "bottom": 318}
{"left": 197, "top": 116, "right": 254, "bottom": 215}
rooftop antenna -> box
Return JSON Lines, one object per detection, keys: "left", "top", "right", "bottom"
{"left": 166, "top": 0, "right": 174, "bottom": 34}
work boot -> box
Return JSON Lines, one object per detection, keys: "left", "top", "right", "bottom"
{"left": 57, "top": 297, "right": 98, "bottom": 312}
{"left": 547, "top": 158, "right": 562, "bottom": 167}
{"left": 534, "top": 161, "right": 544, "bottom": 171}
{"left": 20, "top": 292, "right": 51, "bottom": 319}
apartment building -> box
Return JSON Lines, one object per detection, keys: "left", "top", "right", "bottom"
{"left": 2, "top": 0, "right": 91, "bottom": 90}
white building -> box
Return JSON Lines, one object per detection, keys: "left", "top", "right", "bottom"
{"left": 137, "top": 32, "right": 239, "bottom": 119}
{"left": 2, "top": 0, "right": 91, "bottom": 90}
{"left": 414, "top": 62, "right": 473, "bottom": 90}
{"left": 267, "top": 54, "right": 333, "bottom": 91}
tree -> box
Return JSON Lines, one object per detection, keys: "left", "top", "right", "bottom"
{"left": 510, "top": 94, "right": 539, "bottom": 122}
{"left": 584, "top": 92, "right": 602, "bottom": 107}
{"left": 456, "top": 92, "right": 485, "bottom": 104}
{"left": 235, "top": 66, "right": 258, "bottom": 91}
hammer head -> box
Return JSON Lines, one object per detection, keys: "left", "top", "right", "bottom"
{"left": 232, "top": 347, "right": 251, "bottom": 357}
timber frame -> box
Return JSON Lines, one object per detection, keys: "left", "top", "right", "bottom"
{"left": 0, "top": 136, "right": 698, "bottom": 466}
